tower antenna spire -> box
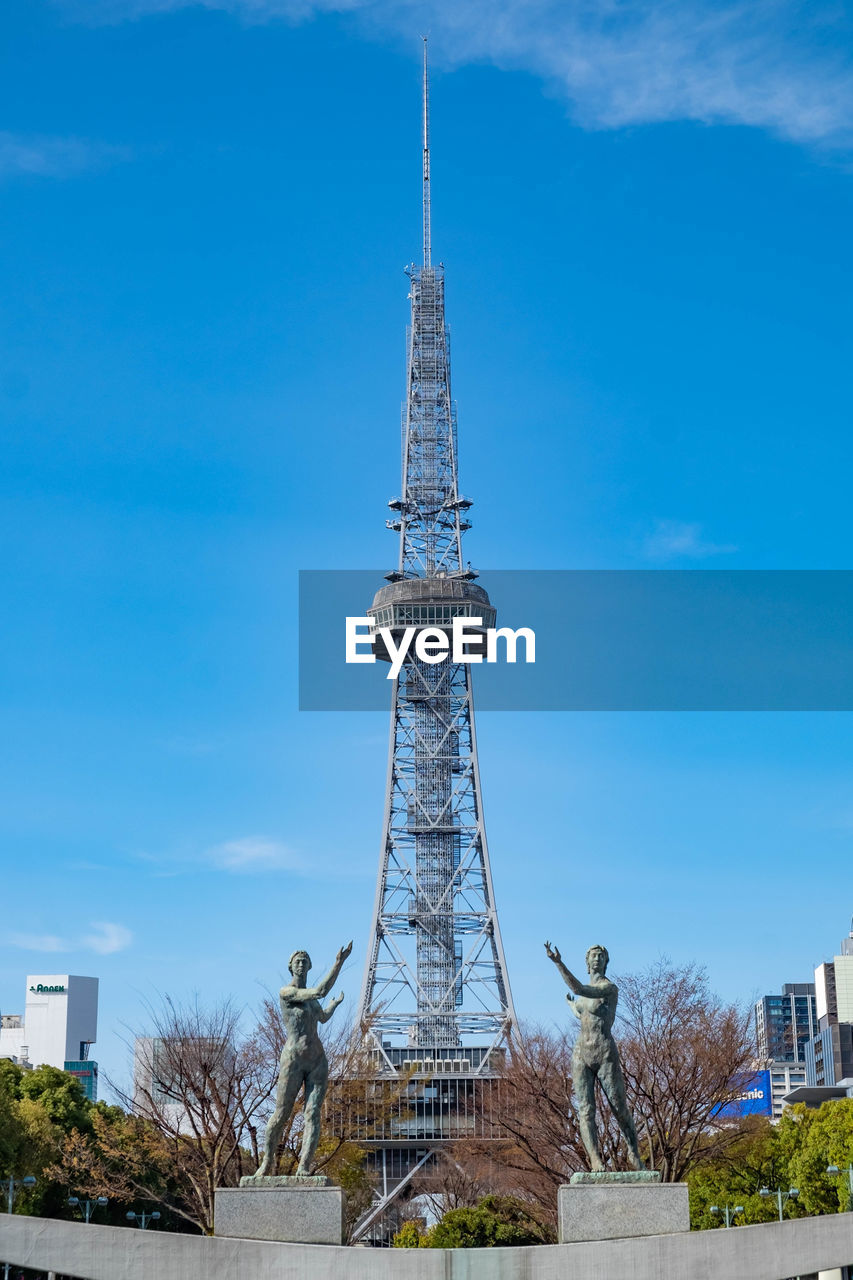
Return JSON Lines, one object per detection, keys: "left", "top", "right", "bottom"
{"left": 422, "top": 35, "right": 431, "bottom": 268}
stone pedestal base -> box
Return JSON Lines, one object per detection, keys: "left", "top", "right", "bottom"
{"left": 215, "top": 1176, "right": 346, "bottom": 1245}
{"left": 558, "top": 1172, "right": 689, "bottom": 1243}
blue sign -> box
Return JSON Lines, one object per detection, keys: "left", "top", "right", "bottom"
{"left": 714, "top": 1070, "right": 772, "bottom": 1119}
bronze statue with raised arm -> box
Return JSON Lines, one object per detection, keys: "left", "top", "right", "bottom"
{"left": 544, "top": 941, "right": 644, "bottom": 1173}
{"left": 255, "top": 941, "right": 353, "bottom": 1177}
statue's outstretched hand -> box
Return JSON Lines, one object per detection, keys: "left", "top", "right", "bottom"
{"left": 321, "top": 991, "right": 345, "bottom": 1023}
{"left": 337, "top": 940, "right": 353, "bottom": 966}
{"left": 544, "top": 940, "right": 562, "bottom": 965}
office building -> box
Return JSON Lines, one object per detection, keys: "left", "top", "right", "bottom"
{"left": 768, "top": 1062, "right": 808, "bottom": 1117}
{"left": 804, "top": 918, "right": 853, "bottom": 1088}
{"left": 133, "top": 1034, "right": 236, "bottom": 1135}
{"left": 0, "top": 974, "right": 99, "bottom": 1100}
{"left": 755, "top": 983, "right": 817, "bottom": 1064}
{"left": 805, "top": 1023, "right": 853, "bottom": 1088}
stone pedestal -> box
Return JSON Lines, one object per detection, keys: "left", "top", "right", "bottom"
{"left": 215, "top": 1175, "right": 346, "bottom": 1245}
{"left": 558, "top": 1171, "right": 689, "bottom": 1244}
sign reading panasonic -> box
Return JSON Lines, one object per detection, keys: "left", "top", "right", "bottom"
{"left": 346, "top": 616, "right": 536, "bottom": 680}
{"left": 714, "top": 1069, "right": 773, "bottom": 1119}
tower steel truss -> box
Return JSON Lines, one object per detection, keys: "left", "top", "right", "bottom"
{"left": 350, "top": 45, "right": 515, "bottom": 1236}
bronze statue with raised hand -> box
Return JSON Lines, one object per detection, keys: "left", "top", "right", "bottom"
{"left": 544, "top": 940, "right": 644, "bottom": 1172}
{"left": 255, "top": 940, "right": 353, "bottom": 1177}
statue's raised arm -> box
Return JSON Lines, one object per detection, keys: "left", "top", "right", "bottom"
{"left": 311, "top": 940, "right": 353, "bottom": 999}
{"left": 545, "top": 940, "right": 614, "bottom": 1000}
{"left": 282, "top": 940, "right": 352, "bottom": 1003}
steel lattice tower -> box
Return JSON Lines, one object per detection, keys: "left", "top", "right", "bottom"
{"left": 353, "top": 51, "right": 515, "bottom": 1220}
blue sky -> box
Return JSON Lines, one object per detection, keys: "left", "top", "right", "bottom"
{"left": 3, "top": 0, "right": 853, "bottom": 1090}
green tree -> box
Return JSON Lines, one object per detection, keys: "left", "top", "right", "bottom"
{"left": 687, "top": 1121, "right": 803, "bottom": 1229}
{"left": 0, "top": 1060, "right": 30, "bottom": 1177}
{"left": 49, "top": 1102, "right": 197, "bottom": 1232}
{"left": 18, "top": 1066, "right": 92, "bottom": 1135}
{"left": 787, "top": 1099, "right": 853, "bottom": 1215}
{"left": 324, "top": 1143, "right": 374, "bottom": 1241}
{"left": 0, "top": 1060, "right": 96, "bottom": 1219}
{"left": 394, "top": 1195, "right": 554, "bottom": 1248}
{"left": 0, "top": 1060, "right": 174, "bottom": 1227}
{"left": 392, "top": 1220, "right": 428, "bottom": 1248}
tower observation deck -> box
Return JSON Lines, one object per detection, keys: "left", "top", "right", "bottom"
{"left": 347, "top": 42, "right": 516, "bottom": 1240}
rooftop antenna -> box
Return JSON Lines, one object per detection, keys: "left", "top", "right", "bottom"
{"left": 422, "top": 35, "right": 431, "bottom": 268}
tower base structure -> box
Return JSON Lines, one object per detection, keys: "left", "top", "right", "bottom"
{"left": 341, "top": 1044, "right": 508, "bottom": 1244}
{"left": 558, "top": 1172, "right": 689, "bottom": 1244}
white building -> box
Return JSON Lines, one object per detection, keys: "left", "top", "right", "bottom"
{"left": 806, "top": 920, "right": 853, "bottom": 1088}
{"left": 0, "top": 974, "right": 98, "bottom": 1098}
{"left": 133, "top": 1034, "right": 236, "bottom": 1135}
{"left": 768, "top": 1062, "right": 808, "bottom": 1118}
{"left": 133, "top": 1035, "right": 191, "bottom": 1132}
{"left": 816, "top": 955, "right": 853, "bottom": 1026}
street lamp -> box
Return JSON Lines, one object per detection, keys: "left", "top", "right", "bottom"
{"left": 126, "top": 1210, "right": 160, "bottom": 1230}
{"left": 759, "top": 1186, "right": 799, "bottom": 1221}
{"left": 710, "top": 1203, "right": 744, "bottom": 1227}
{"left": 1, "top": 1177, "right": 36, "bottom": 1280}
{"left": 68, "top": 1195, "right": 109, "bottom": 1223}
{"left": 826, "top": 1163, "right": 853, "bottom": 1211}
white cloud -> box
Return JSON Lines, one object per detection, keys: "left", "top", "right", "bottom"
{"left": 206, "top": 835, "right": 303, "bottom": 872}
{"left": 81, "top": 921, "right": 134, "bottom": 954}
{"left": 52, "top": 0, "right": 853, "bottom": 151}
{"left": 5, "top": 922, "right": 133, "bottom": 954}
{"left": 0, "top": 132, "right": 129, "bottom": 180}
{"left": 642, "top": 518, "right": 737, "bottom": 560}
{"left": 7, "top": 932, "right": 67, "bottom": 952}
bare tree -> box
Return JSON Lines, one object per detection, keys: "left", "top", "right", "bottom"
{"left": 409, "top": 1148, "right": 493, "bottom": 1220}
{"left": 52, "top": 995, "right": 405, "bottom": 1237}
{"left": 55, "top": 996, "right": 280, "bottom": 1234}
{"left": 616, "top": 958, "right": 756, "bottom": 1182}
{"left": 451, "top": 1025, "right": 624, "bottom": 1228}
{"left": 446, "top": 960, "right": 756, "bottom": 1228}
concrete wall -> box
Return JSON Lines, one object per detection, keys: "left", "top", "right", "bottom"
{"left": 2, "top": 1212, "right": 853, "bottom": 1280}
